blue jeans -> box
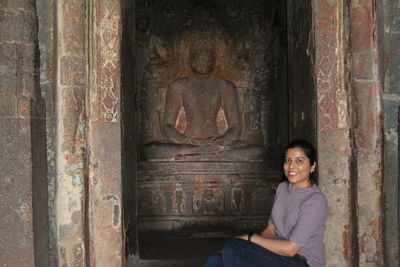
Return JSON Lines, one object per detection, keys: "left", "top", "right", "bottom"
{"left": 204, "top": 239, "right": 309, "bottom": 267}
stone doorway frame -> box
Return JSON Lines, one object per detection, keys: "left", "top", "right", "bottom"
{"left": 53, "top": 0, "right": 383, "bottom": 266}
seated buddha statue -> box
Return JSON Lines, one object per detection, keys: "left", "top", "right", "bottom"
{"left": 143, "top": 40, "right": 264, "bottom": 161}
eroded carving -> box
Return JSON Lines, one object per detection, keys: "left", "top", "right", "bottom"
{"left": 231, "top": 188, "right": 245, "bottom": 214}
{"left": 97, "top": 0, "right": 120, "bottom": 121}
{"left": 172, "top": 186, "right": 186, "bottom": 214}
{"left": 62, "top": 87, "right": 86, "bottom": 155}
{"left": 193, "top": 188, "right": 224, "bottom": 215}
{"left": 139, "top": 189, "right": 166, "bottom": 215}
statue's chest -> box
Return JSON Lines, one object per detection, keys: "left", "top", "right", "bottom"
{"left": 182, "top": 86, "right": 221, "bottom": 109}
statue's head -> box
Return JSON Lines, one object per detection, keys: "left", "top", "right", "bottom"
{"left": 189, "top": 40, "right": 217, "bottom": 74}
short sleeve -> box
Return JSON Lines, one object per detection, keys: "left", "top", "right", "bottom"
{"left": 289, "top": 196, "right": 328, "bottom": 247}
{"left": 268, "top": 183, "right": 285, "bottom": 226}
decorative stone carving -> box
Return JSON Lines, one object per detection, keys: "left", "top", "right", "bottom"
{"left": 62, "top": 87, "right": 86, "bottom": 155}
{"left": 172, "top": 186, "right": 186, "bottom": 214}
{"left": 137, "top": 0, "right": 281, "bottom": 162}
{"left": 193, "top": 188, "right": 224, "bottom": 215}
{"left": 244, "top": 88, "right": 261, "bottom": 132}
{"left": 231, "top": 188, "right": 245, "bottom": 214}
{"left": 137, "top": 162, "right": 281, "bottom": 235}
{"left": 136, "top": 0, "right": 282, "bottom": 240}
{"left": 139, "top": 189, "right": 166, "bottom": 215}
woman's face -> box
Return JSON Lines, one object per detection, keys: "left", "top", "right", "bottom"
{"left": 283, "top": 148, "right": 316, "bottom": 188}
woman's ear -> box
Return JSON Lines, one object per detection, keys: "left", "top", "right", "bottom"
{"left": 311, "top": 163, "right": 316, "bottom": 173}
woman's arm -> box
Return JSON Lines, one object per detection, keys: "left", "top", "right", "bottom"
{"left": 259, "top": 224, "right": 276, "bottom": 238}
{"left": 235, "top": 233, "right": 301, "bottom": 257}
{"left": 252, "top": 235, "right": 301, "bottom": 257}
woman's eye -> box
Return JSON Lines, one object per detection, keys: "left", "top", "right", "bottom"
{"left": 295, "top": 159, "right": 303, "bottom": 163}
{"left": 284, "top": 159, "right": 290, "bottom": 163}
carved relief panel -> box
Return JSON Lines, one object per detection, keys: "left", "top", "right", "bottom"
{"left": 135, "top": 0, "right": 284, "bottom": 241}
{"left": 135, "top": 0, "right": 282, "bottom": 160}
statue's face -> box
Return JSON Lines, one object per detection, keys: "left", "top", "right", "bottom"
{"left": 190, "top": 50, "right": 216, "bottom": 74}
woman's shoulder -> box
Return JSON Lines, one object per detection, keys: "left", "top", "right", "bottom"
{"left": 276, "top": 181, "right": 289, "bottom": 192}
{"left": 306, "top": 185, "right": 328, "bottom": 208}
{"left": 311, "top": 185, "right": 327, "bottom": 200}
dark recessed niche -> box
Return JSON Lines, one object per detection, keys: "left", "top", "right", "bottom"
{"left": 122, "top": 0, "right": 315, "bottom": 263}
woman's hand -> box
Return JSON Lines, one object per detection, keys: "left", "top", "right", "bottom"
{"left": 233, "top": 234, "right": 250, "bottom": 241}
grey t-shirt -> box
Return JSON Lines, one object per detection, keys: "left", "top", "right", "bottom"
{"left": 269, "top": 182, "right": 328, "bottom": 267}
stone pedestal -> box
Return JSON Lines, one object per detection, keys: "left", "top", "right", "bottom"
{"left": 138, "top": 161, "right": 281, "bottom": 237}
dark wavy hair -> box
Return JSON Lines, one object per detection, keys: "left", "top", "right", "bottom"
{"left": 283, "top": 139, "right": 317, "bottom": 183}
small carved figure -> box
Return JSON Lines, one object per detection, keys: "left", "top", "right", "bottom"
{"left": 194, "top": 189, "right": 223, "bottom": 215}
{"left": 173, "top": 189, "right": 186, "bottom": 214}
{"left": 139, "top": 190, "right": 165, "bottom": 215}
{"left": 231, "top": 188, "right": 244, "bottom": 213}
{"left": 245, "top": 88, "right": 261, "bottom": 131}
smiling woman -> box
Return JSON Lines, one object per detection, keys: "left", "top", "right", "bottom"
{"left": 284, "top": 142, "right": 316, "bottom": 188}
{"left": 204, "top": 140, "right": 328, "bottom": 267}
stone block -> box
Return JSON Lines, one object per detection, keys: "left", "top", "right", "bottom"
{"left": 0, "top": 9, "right": 36, "bottom": 42}
{"left": 88, "top": 122, "right": 123, "bottom": 266}
{"left": 18, "top": 73, "right": 36, "bottom": 98}
{"left": 0, "top": 43, "right": 17, "bottom": 74}
{"left": 18, "top": 44, "right": 37, "bottom": 75}
{"left": 382, "top": 95, "right": 400, "bottom": 264}
{"left": 137, "top": 161, "right": 281, "bottom": 235}
{"left": 350, "top": 6, "right": 374, "bottom": 54}
{"left": 17, "top": 96, "right": 32, "bottom": 118}
{"left": 383, "top": 0, "right": 400, "bottom": 94}
{"left": 0, "top": 93, "right": 17, "bottom": 118}
{"left": 0, "top": 0, "right": 35, "bottom": 11}
{"left": 0, "top": 118, "right": 35, "bottom": 266}
{"left": 352, "top": 80, "right": 380, "bottom": 149}
{"left": 62, "top": 22, "right": 86, "bottom": 55}
{"left": 0, "top": 74, "right": 17, "bottom": 95}
{"left": 60, "top": 56, "right": 86, "bottom": 86}
{"left": 352, "top": 50, "right": 373, "bottom": 80}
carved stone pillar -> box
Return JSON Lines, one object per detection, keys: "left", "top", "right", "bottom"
{"left": 313, "top": 0, "right": 354, "bottom": 266}
{"left": 314, "top": 0, "right": 384, "bottom": 266}
{"left": 56, "top": 0, "right": 89, "bottom": 265}
{"left": 350, "top": 1, "right": 383, "bottom": 265}
{"left": 56, "top": 0, "right": 124, "bottom": 266}
{"left": 88, "top": 0, "right": 123, "bottom": 265}
{"left": 0, "top": 0, "right": 49, "bottom": 266}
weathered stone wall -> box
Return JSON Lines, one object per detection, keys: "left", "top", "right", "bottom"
{"left": 313, "top": 1, "right": 354, "bottom": 266}
{"left": 36, "top": 0, "right": 57, "bottom": 264}
{"left": 88, "top": 0, "right": 124, "bottom": 265}
{"left": 55, "top": 0, "right": 124, "bottom": 266}
{"left": 55, "top": 0, "right": 89, "bottom": 265}
{"left": 314, "top": 1, "right": 385, "bottom": 266}
{"left": 0, "top": 0, "right": 49, "bottom": 266}
{"left": 381, "top": 0, "right": 400, "bottom": 265}
{"left": 0, "top": 0, "right": 392, "bottom": 266}
{"left": 349, "top": 1, "right": 384, "bottom": 265}
{"left": 287, "top": 0, "right": 316, "bottom": 144}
